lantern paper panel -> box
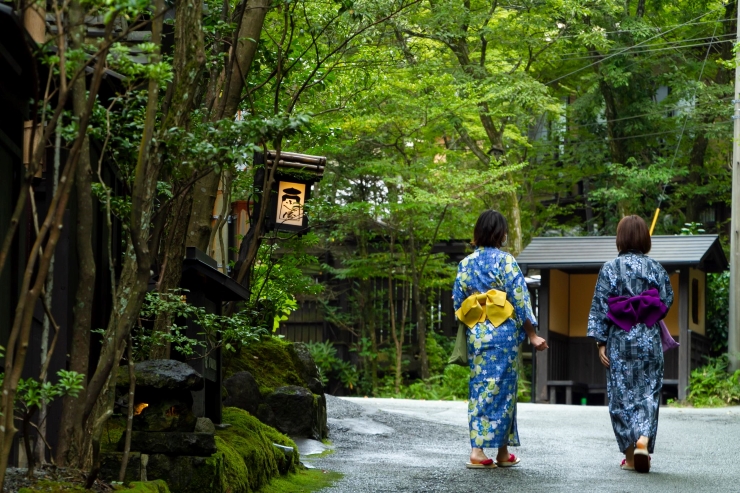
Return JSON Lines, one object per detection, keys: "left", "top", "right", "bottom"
{"left": 276, "top": 181, "right": 306, "bottom": 227}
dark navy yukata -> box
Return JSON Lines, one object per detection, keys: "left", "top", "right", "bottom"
{"left": 587, "top": 251, "right": 674, "bottom": 453}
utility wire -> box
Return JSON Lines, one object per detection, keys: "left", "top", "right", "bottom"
{"left": 553, "top": 18, "right": 733, "bottom": 39}
{"left": 536, "top": 96, "right": 733, "bottom": 134}
{"left": 555, "top": 34, "right": 734, "bottom": 61}
{"left": 545, "top": 7, "right": 724, "bottom": 86}
{"left": 655, "top": 19, "right": 721, "bottom": 210}
{"left": 530, "top": 120, "right": 731, "bottom": 149}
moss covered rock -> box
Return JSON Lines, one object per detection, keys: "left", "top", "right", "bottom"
{"left": 224, "top": 337, "right": 306, "bottom": 397}
{"left": 224, "top": 337, "right": 328, "bottom": 439}
{"left": 146, "top": 453, "right": 223, "bottom": 493}
{"left": 101, "top": 416, "right": 127, "bottom": 453}
{"left": 216, "top": 407, "right": 299, "bottom": 493}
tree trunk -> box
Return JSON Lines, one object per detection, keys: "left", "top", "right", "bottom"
{"left": 408, "top": 231, "right": 429, "bottom": 380}
{"left": 59, "top": 0, "right": 207, "bottom": 467}
{"left": 150, "top": 192, "right": 193, "bottom": 359}
{"left": 57, "top": 0, "right": 95, "bottom": 462}
{"left": 187, "top": 0, "right": 270, "bottom": 254}
{"left": 504, "top": 176, "right": 523, "bottom": 255}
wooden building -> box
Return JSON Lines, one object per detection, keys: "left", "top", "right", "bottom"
{"left": 278, "top": 240, "right": 472, "bottom": 370}
{"left": 516, "top": 235, "right": 728, "bottom": 404}
{"left": 0, "top": 6, "right": 236, "bottom": 464}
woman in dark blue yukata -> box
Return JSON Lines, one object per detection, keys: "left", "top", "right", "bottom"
{"left": 453, "top": 210, "right": 548, "bottom": 469}
{"left": 587, "top": 215, "right": 674, "bottom": 473}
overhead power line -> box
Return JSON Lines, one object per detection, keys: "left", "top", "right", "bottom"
{"left": 553, "top": 17, "right": 733, "bottom": 39}
{"left": 555, "top": 33, "right": 735, "bottom": 61}
{"left": 545, "top": 7, "right": 725, "bottom": 86}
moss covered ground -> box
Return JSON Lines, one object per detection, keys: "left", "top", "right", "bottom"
{"left": 223, "top": 337, "right": 305, "bottom": 397}
{"left": 17, "top": 480, "right": 170, "bottom": 493}
{"left": 258, "top": 469, "right": 343, "bottom": 493}
{"left": 216, "top": 407, "right": 300, "bottom": 493}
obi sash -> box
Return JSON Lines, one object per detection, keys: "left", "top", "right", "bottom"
{"left": 606, "top": 288, "right": 668, "bottom": 332}
{"left": 455, "top": 289, "right": 514, "bottom": 329}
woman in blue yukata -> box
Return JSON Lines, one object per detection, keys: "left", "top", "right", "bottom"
{"left": 453, "top": 210, "right": 548, "bottom": 469}
{"left": 587, "top": 215, "right": 674, "bottom": 473}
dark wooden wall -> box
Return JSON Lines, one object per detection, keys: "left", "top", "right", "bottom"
{"left": 546, "top": 332, "right": 708, "bottom": 387}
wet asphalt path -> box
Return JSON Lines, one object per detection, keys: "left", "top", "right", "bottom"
{"left": 305, "top": 396, "right": 740, "bottom": 493}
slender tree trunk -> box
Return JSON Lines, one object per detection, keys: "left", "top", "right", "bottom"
{"left": 57, "top": 0, "right": 95, "bottom": 461}
{"left": 0, "top": 18, "right": 113, "bottom": 482}
{"left": 408, "top": 230, "right": 429, "bottom": 380}
{"left": 119, "top": 335, "right": 135, "bottom": 482}
{"left": 36, "top": 117, "right": 61, "bottom": 465}
{"left": 81, "top": 0, "right": 207, "bottom": 469}
{"left": 504, "top": 175, "right": 523, "bottom": 255}
{"left": 150, "top": 192, "right": 193, "bottom": 359}
{"left": 187, "top": 0, "right": 270, "bottom": 253}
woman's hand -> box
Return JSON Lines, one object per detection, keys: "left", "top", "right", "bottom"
{"left": 529, "top": 335, "right": 548, "bottom": 351}
{"left": 523, "top": 320, "right": 548, "bottom": 351}
{"left": 598, "top": 345, "right": 610, "bottom": 368}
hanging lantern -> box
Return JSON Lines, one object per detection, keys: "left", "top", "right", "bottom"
{"left": 254, "top": 151, "right": 326, "bottom": 233}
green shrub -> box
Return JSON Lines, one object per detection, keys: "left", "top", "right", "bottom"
{"left": 306, "top": 340, "right": 359, "bottom": 391}
{"left": 425, "top": 334, "right": 448, "bottom": 375}
{"left": 706, "top": 271, "right": 730, "bottom": 355}
{"left": 517, "top": 360, "right": 532, "bottom": 403}
{"left": 687, "top": 355, "right": 740, "bottom": 407}
{"left": 376, "top": 364, "right": 469, "bottom": 400}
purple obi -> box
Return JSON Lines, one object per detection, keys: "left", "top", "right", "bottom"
{"left": 606, "top": 288, "right": 668, "bottom": 332}
{"left": 606, "top": 288, "right": 678, "bottom": 352}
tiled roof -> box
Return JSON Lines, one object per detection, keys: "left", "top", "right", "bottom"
{"left": 516, "top": 235, "right": 727, "bottom": 273}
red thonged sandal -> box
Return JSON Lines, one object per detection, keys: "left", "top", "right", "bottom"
{"left": 496, "top": 454, "right": 521, "bottom": 467}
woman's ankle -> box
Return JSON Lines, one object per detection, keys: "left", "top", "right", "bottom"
{"left": 470, "top": 448, "right": 488, "bottom": 460}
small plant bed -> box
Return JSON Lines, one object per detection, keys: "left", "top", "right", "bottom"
{"left": 685, "top": 355, "right": 740, "bottom": 407}
{"left": 258, "top": 469, "right": 343, "bottom": 493}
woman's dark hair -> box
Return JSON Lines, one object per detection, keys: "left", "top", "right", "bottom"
{"left": 473, "top": 210, "right": 508, "bottom": 248}
{"left": 616, "top": 215, "right": 651, "bottom": 254}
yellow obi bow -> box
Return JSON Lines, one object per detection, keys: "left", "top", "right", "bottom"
{"left": 455, "top": 289, "right": 514, "bottom": 329}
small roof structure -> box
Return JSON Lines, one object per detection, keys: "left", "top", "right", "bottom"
{"left": 517, "top": 235, "right": 727, "bottom": 273}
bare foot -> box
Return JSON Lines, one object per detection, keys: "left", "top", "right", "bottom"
{"left": 496, "top": 446, "right": 510, "bottom": 463}
{"left": 636, "top": 436, "right": 649, "bottom": 449}
{"left": 624, "top": 445, "right": 635, "bottom": 468}
{"left": 470, "top": 448, "right": 491, "bottom": 464}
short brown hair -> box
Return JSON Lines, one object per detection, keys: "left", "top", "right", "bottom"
{"left": 473, "top": 210, "right": 508, "bottom": 248}
{"left": 616, "top": 215, "right": 651, "bottom": 254}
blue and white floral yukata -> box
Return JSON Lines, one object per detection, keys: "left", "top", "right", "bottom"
{"left": 453, "top": 247, "right": 536, "bottom": 449}
{"left": 587, "top": 251, "right": 674, "bottom": 454}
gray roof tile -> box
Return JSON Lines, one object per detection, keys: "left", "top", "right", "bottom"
{"left": 516, "top": 235, "right": 727, "bottom": 273}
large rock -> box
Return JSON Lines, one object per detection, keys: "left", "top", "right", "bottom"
{"left": 145, "top": 454, "right": 223, "bottom": 493}
{"left": 292, "top": 343, "right": 324, "bottom": 395}
{"left": 223, "top": 338, "right": 328, "bottom": 440}
{"left": 258, "top": 386, "right": 327, "bottom": 440}
{"left": 222, "top": 371, "right": 261, "bottom": 415}
{"left": 119, "top": 360, "right": 204, "bottom": 391}
{"left": 119, "top": 431, "right": 217, "bottom": 456}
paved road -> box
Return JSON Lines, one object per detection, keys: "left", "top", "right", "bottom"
{"left": 305, "top": 396, "right": 740, "bottom": 493}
